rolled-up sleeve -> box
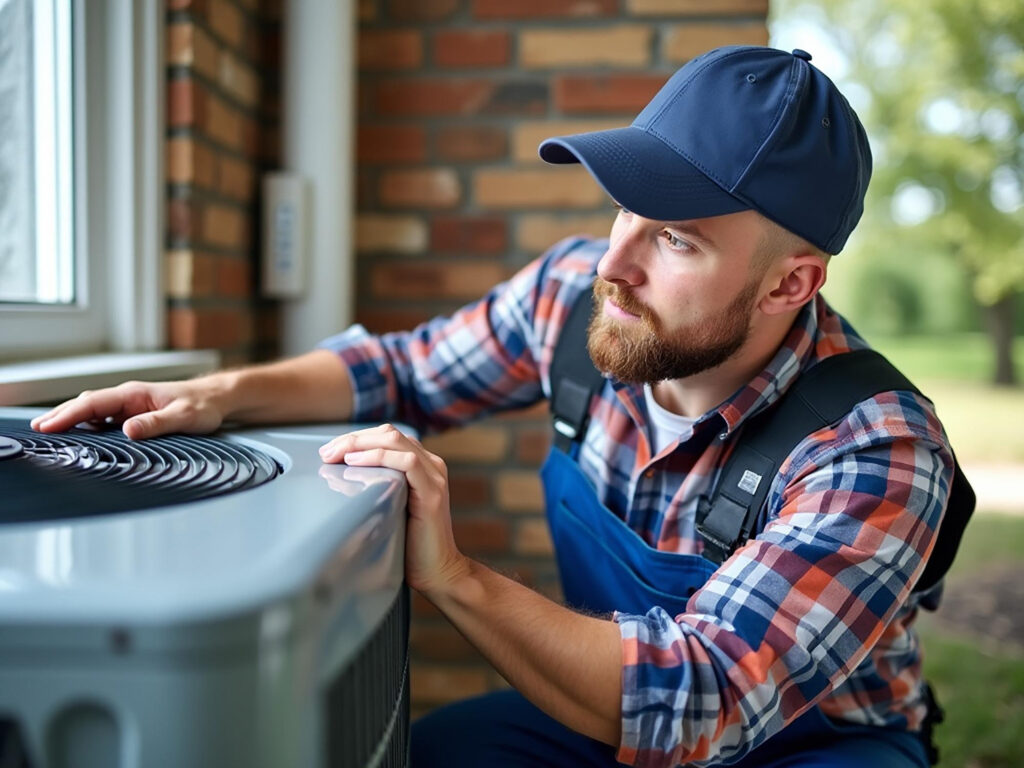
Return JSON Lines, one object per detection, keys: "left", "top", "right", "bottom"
{"left": 614, "top": 394, "right": 953, "bottom": 767}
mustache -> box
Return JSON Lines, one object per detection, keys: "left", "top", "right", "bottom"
{"left": 593, "top": 279, "right": 652, "bottom": 321}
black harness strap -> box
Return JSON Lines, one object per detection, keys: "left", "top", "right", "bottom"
{"left": 549, "top": 286, "right": 976, "bottom": 596}
{"left": 549, "top": 286, "right": 604, "bottom": 453}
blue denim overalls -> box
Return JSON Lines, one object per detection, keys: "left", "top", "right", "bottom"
{"left": 410, "top": 443, "right": 933, "bottom": 767}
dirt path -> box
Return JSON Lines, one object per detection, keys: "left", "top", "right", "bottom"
{"left": 962, "top": 463, "right": 1024, "bottom": 516}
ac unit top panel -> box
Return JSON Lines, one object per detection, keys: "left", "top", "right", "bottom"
{"left": 0, "top": 407, "right": 411, "bottom": 626}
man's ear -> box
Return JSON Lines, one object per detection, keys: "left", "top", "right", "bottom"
{"left": 759, "top": 253, "right": 827, "bottom": 316}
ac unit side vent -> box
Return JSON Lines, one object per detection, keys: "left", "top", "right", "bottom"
{"left": 325, "top": 585, "right": 410, "bottom": 768}
{"left": 0, "top": 419, "right": 281, "bottom": 524}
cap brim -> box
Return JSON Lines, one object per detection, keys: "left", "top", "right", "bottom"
{"left": 539, "top": 126, "right": 749, "bottom": 222}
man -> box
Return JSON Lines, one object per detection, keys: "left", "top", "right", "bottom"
{"left": 33, "top": 47, "right": 951, "bottom": 767}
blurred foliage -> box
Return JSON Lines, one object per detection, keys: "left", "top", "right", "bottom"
{"left": 916, "top": 514, "right": 1024, "bottom": 768}
{"left": 772, "top": 0, "right": 1023, "bottom": 381}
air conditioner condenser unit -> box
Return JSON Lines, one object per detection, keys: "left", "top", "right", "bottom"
{"left": 0, "top": 406, "right": 411, "bottom": 768}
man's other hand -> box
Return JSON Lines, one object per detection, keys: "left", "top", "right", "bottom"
{"left": 319, "top": 423, "right": 470, "bottom": 599}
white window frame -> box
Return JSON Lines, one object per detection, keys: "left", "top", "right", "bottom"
{"left": 0, "top": 0, "right": 165, "bottom": 360}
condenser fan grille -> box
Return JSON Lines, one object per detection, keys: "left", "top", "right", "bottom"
{"left": 0, "top": 418, "right": 281, "bottom": 524}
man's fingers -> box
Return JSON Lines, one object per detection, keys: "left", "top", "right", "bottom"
{"left": 122, "top": 399, "right": 208, "bottom": 440}
{"left": 319, "top": 424, "right": 411, "bottom": 460}
{"left": 31, "top": 388, "right": 137, "bottom": 432}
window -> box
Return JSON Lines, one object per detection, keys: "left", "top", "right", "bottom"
{"left": 0, "top": 0, "right": 73, "bottom": 307}
{"left": 0, "top": 0, "right": 165, "bottom": 361}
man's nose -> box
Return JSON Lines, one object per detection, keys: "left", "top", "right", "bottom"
{"left": 597, "top": 223, "right": 646, "bottom": 286}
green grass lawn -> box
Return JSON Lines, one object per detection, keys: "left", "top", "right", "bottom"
{"left": 917, "top": 514, "right": 1024, "bottom": 768}
{"left": 867, "top": 334, "right": 1024, "bottom": 463}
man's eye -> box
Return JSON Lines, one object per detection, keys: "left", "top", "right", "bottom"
{"left": 662, "top": 231, "right": 692, "bottom": 250}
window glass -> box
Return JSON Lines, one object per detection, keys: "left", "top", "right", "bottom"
{"left": 0, "top": 0, "right": 73, "bottom": 305}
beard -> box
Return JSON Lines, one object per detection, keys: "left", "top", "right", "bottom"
{"left": 586, "top": 276, "right": 760, "bottom": 384}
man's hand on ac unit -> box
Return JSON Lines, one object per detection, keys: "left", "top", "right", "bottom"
{"left": 30, "top": 379, "right": 228, "bottom": 440}
{"left": 319, "top": 422, "right": 471, "bottom": 599}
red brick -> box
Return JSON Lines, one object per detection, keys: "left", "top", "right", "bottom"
{"left": 355, "top": 214, "right": 428, "bottom": 253}
{"left": 423, "top": 426, "right": 510, "bottom": 462}
{"left": 410, "top": 665, "right": 489, "bottom": 704}
{"left": 357, "top": 124, "right": 427, "bottom": 164}
{"left": 168, "top": 307, "right": 199, "bottom": 349}
{"left": 169, "top": 307, "right": 247, "bottom": 350}
{"left": 495, "top": 401, "right": 550, "bottom": 421}
{"left": 430, "top": 216, "right": 506, "bottom": 254}
{"left": 374, "top": 79, "right": 493, "bottom": 116}
{"left": 167, "top": 249, "right": 216, "bottom": 299}
{"left": 379, "top": 168, "right": 461, "bottom": 208}
{"left": 449, "top": 471, "right": 492, "bottom": 507}
{"left": 521, "top": 26, "right": 651, "bottom": 69}
{"left": 387, "top": 0, "right": 458, "bottom": 21}
{"left": 412, "top": 591, "right": 442, "bottom": 618}
{"left": 193, "top": 141, "right": 217, "bottom": 188}
{"left": 474, "top": 168, "right": 604, "bottom": 209}
{"left": 628, "top": 0, "right": 769, "bottom": 14}
{"left": 168, "top": 0, "right": 207, "bottom": 12}
{"left": 555, "top": 74, "right": 667, "bottom": 114}
{"left": 472, "top": 0, "right": 617, "bottom": 18}
{"left": 356, "top": 307, "right": 435, "bottom": 334}
{"left": 217, "top": 51, "right": 260, "bottom": 108}
{"left": 496, "top": 471, "right": 544, "bottom": 512}
{"left": 375, "top": 79, "right": 546, "bottom": 117}
{"left": 515, "top": 428, "right": 551, "bottom": 464}
{"left": 358, "top": 29, "right": 423, "bottom": 70}
{"left": 665, "top": 23, "right": 768, "bottom": 63}
{"left": 202, "top": 93, "right": 244, "bottom": 151}
{"left": 217, "top": 155, "right": 255, "bottom": 202}
{"left": 517, "top": 213, "right": 616, "bottom": 252}
{"left": 168, "top": 197, "right": 195, "bottom": 241}
{"left": 216, "top": 256, "right": 252, "bottom": 297}
{"left": 409, "top": 622, "right": 478, "bottom": 661}
{"left": 208, "top": 0, "right": 244, "bottom": 47}
{"left": 371, "top": 262, "right": 509, "bottom": 300}
{"left": 512, "top": 119, "right": 623, "bottom": 164}
{"left": 168, "top": 78, "right": 203, "bottom": 127}
{"left": 201, "top": 203, "right": 248, "bottom": 250}
{"left": 453, "top": 517, "right": 510, "bottom": 553}
{"left": 358, "top": 0, "right": 376, "bottom": 22}
{"left": 434, "top": 30, "right": 510, "bottom": 68}
{"left": 434, "top": 125, "right": 507, "bottom": 161}
{"left": 166, "top": 138, "right": 193, "bottom": 184}
{"left": 515, "top": 518, "right": 554, "bottom": 556}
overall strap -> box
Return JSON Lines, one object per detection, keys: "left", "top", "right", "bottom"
{"left": 697, "top": 348, "right": 976, "bottom": 595}
{"left": 549, "top": 286, "right": 603, "bottom": 453}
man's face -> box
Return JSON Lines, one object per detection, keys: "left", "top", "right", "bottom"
{"left": 587, "top": 207, "right": 769, "bottom": 384}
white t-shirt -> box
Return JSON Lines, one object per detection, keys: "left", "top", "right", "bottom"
{"left": 643, "top": 383, "right": 698, "bottom": 455}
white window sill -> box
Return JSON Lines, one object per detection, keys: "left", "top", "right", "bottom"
{"left": 0, "top": 350, "right": 220, "bottom": 406}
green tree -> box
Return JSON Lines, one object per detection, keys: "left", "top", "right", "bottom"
{"left": 774, "top": 0, "right": 1023, "bottom": 385}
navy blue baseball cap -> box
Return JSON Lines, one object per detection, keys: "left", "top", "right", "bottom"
{"left": 539, "top": 46, "right": 872, "bottom": 254}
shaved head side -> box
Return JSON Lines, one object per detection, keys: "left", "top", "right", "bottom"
{"left": 752, "top": 216, "right": 830, "bottom": 276}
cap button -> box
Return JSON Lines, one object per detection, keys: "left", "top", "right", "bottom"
{"left": 792, "top": 49, "right": 813, "bottom": 61}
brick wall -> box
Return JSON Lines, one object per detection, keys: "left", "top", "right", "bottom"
{"left": 165, "top": 0, "right": 282, "bottom": 366}
{"left": 355, "top": 1, "right": 768, "bottom": 717}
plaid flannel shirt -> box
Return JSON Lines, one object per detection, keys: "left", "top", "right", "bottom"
{"left": 319, "top": 236, "right": 954, "bottom": 767}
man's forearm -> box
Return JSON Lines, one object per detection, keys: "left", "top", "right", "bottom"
{"left": 427, "top": 557, "right": 623, "bottom": 746}
{"left": 218, "top": 349, "right": 355, "bottom": 425}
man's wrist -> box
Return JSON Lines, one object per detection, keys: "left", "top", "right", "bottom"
{"left": 421, "top": 553, "right": 479, "bottom": 613}
{"left": 204, "top": 368, "right": 245, "bottom": 422}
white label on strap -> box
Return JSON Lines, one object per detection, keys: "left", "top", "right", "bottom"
{"left": 738, "top": 469, "right": 762, "bottom": 495}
